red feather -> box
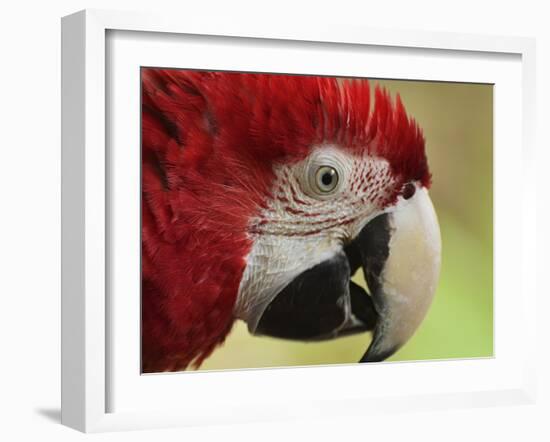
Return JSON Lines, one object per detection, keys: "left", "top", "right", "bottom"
{"left": 141, "top": 69, "right": 429, "bottom": 372}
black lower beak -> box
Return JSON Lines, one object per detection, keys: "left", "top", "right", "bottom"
{"left": 255, "top": 214, "right": 392, "bottom": 346}
{"left": 254, "top": 249, "right": 377, "bottom": 340}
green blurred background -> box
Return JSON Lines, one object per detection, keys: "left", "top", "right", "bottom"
{"left": 199, "top": 79, "right": 494, "bottom": 370}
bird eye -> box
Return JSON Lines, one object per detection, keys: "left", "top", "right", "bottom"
{"left": 303, "top": 149, "right": 347, "bottom": 199}
{"left": 315, "top": 166, "right": 339, "bottom": 194}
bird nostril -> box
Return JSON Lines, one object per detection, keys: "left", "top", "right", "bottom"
{"left": 402, "top": 182, "right": 416, "bottom": 200}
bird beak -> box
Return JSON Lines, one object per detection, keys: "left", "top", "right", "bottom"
{"left": 252, "top": 187, "right": 441, "bottom": 362}
{"left": 353, "top": 187, "right": 442, "bottom": 362}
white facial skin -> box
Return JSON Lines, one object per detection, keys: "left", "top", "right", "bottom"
{"left": 234, "top": 145, "right": 398, "bottom": 332}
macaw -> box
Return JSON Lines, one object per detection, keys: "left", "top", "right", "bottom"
{"left": 141, "top": 69, "right": 441, "bottom": 373}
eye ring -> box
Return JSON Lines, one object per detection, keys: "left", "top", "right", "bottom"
{"left": 314, "top": 166, "right": 339, "bottom": 194}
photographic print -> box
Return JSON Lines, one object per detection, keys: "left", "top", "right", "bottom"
{"left": 141, "top": 69, "right": 493, "bottom": 373}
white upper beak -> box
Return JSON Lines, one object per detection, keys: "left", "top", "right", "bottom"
{"left": 362, "top": 187, "right": 442, "bottom": 361}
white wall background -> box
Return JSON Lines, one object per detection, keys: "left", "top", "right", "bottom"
{"left": 0, "top": 0, "right": 547, "bottom": 440}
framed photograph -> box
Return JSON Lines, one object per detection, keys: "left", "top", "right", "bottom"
{"left": 61, "top": 9, "right": 537, "bottom": 432}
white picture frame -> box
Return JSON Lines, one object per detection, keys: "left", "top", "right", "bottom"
{"left": 61, "top": 9, "right": 537, "bottom": 433}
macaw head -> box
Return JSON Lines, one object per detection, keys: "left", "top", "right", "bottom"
{"left": 141, "top": 70, "right": 441, "bottom": 372}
